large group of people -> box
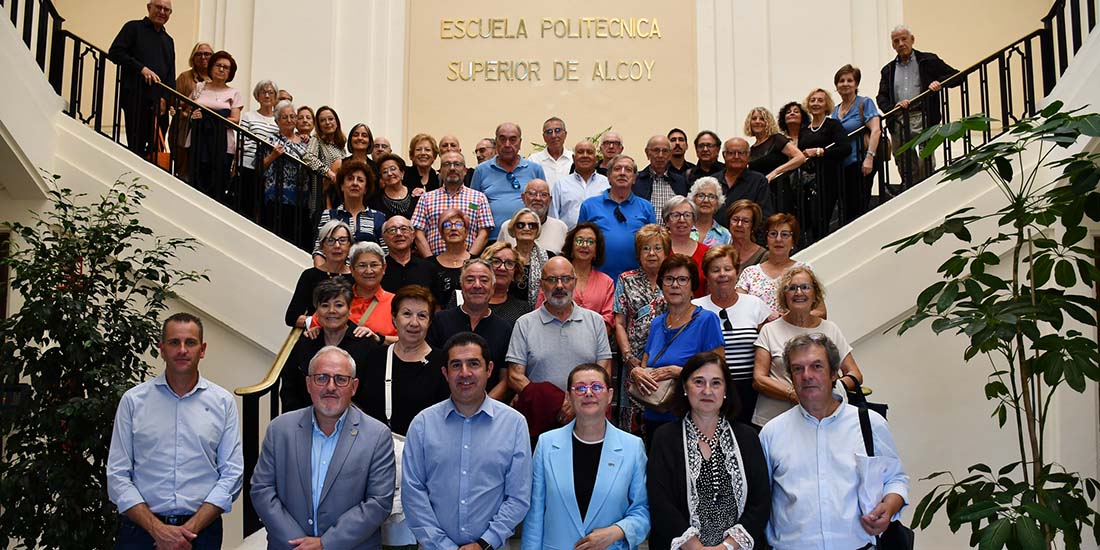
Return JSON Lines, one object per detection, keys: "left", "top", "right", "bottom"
{"left": 103, "top": 1, "right": 960, "bottom": 548}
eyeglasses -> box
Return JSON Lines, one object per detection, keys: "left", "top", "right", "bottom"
{"left": 309, "top": 373, "right": 352, "bottom": 387}
{"left": 613, "top": 206, "right": 627, "bottom": 223}
{"left": 150, "top": 4, "right": 173, "bottom": 13}
{"left": 441, "top": 161, "right": 465, "bottom": 169}
{"left": 354, "top": 261, "right": 384, "bottom": 271}
{"left": 642, "top": 244, "right": 665, "bottom": 253}
{"left": 697, "top": 143, "right": 718, "bottom": 150}
{"left": 194, "top": 52, "right": 213, "bottom": 58}
{"left": 723, "top": 150, "right": 750, "bottom": 157}
{"left": 380, "top": 165, "right": 401, "bottom": 175}
{"left": 570, "top": 383, "right": 607, "bottom": 395}
{"left": 506, "top": 172, "right": 520, "bottom": 190}
{"left": 543, "top": 127, "right": 565, "bottom": 135}
{"left": 384, "top": 226, "right": 413, "bottom": 235}
{"left": 767, "top": 230, "right": 794, "bottom": 240}
{"left": 442, "top": 221, "right": 466, "bottom": 230}
{"left": 525, "top": 190, "right": 551, "bottom": 199}
{"left": 718, "top": 308, "right": 733, "bottom": 331}
{"left": 786, "top": 283, "right": 813, "bottom": 293}
{"left": 574, "top": 237, "right": 596, "bottom": 247}
{"left": 666, "top": 211, "right": 695, "bottom": 221}
{"left": 489, "top": 258, "right": 518, "bottom": 270}
{"left": 602, "top": 140, "right": 623, "bottom": 148}
{"left": 513, "top": 221, "right": 538, "bottom": 230}
{"left": 213, "top": 63, "right": 232, "bottom": 71}
{"left": 323, "top": 236, "right": 350, "bottom": 245}
{"left": 647, "top": 147, "right": 672, "bottom": 155}
{"left": 498, "top": 136, "right": 521, "bottom": 144}
{"left": 662, "top": 275, "right": 691, "bottom": 287}
{"left": 542, "top": 275, "right": 576, "bottom": 286}
{"left": 475, "top": 146, "right": 494, "bottom": 154}
{"left": 694, "top": 193, "right": 719, "bottom": 202}
{"left": 374, "top": 143, "right": 392, "bottom": 151}
{"left": 729, "top": 216, "right": 753, "bottom": 226}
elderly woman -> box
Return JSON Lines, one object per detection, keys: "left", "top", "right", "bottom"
{"left": 692, "top": 245, "right": 772, "bottom": 426}
{"left": 371, "top": 153, "right": 418, "bottom": 219}
{"left": 632, "top": 255, "right": 724, "bottom": 445}
{"left": 169, "top": 42, "right": 212, "bottom": 181}
{"left": 648, "top": 351, "right": 771, "bottom": 550}
{"left": 480, "top": 242, "right": 533, "bottom": 324}
{"left": 295, "top": 106, "right": 314, "bottom": 143}
{"left": 833, "top": 64, "right": 884, "bottom": 225}
{"left": 688, "top": 177, "right": 731, "bottom": 247}
{"left": 312, "top": 159, "right": 386, "bottom": 268}
{"left": 427, "top": 208, "right": 472, "bottom": 306}
{"left": 285, "top": 220, "right": 354, "bottom": 328}
{"left": 726, "top": 199, "right": 768, "bottom": 272}
{"left": 752, "top": 265, "right": 862, "bottom": 427}
{"left": 798, "top": 88, "right": 850, "bottom": 240}
{"left": 737, "top": 213, "right": 826, "bottom": 318}
{"left": 187, "top": 50, "right": 243, "bottom": 196}
{"left": 778, "top": 100, "right": 810, "bottom": 142}
{"left": 279, "top": 278, "right": 377, "bottom": 412}
{"left": 333, "top": 241, "right": 398, "bottom": 344}
{"left": 555, "top": 222, "right": 614, "bottom": 332}
{"left": 404, "top": 133, "right": 440, "bottom": 195}
{"left": 746, "top": 106, "right": 806, "bottom": 183}
{"left": 663, "top": 196, "right": 709, "bottom": 298}
{"left": 357, "top": 285, "right": 448, "bottom": 435}
{"left": 262, "top": 100, "right": 336, "bottom": 249}
{"left": 523, "top": 363, "right": 650, "bottom": 550}
{"left": 239, "top": 79, "right": 280, "bottom": 216}
{"left": 613, "top": 224, "right": 670, "bottom": 430}
{"left": 509, "top": 207, "right": 552, "bottom": 308}
{"left": 305, "top": 105, "right": 347, "bottom": 211}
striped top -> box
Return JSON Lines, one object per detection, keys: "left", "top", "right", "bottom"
{"left": 240, "top": 110, "right": 279, "bottom": 169}
{"left": 692, "top": 293, "right": 772, "bottom": 381}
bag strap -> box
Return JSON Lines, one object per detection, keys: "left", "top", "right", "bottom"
{"left": 858, "top": 406, "right": 875, "bottom": 457}
{"left": 858, "top": 97, "right": 866, "bottom": 127}
{"left": 649, "top": 308, "right": 699, "bottom": 365}
{"left": 356, "top": 294, "right": 381, "bottom": 327}
{"left": 384, "top": 343, "right": 395, "bottom": 425}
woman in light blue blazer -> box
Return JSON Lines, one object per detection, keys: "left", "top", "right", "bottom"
{"left": 522, "top": 363, "right": 650, "bottom": 550}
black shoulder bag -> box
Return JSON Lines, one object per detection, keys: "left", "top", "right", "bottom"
{"left": 858, "top": 407, "right": 915, "bottom": 550}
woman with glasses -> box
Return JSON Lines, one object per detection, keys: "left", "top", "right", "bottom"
{"left": 523, "top": 363, "right": 650, "bottom": 550}
{"left": 555, "top": 222, "right": 615, "bottom": 333}
{"left": 633, "top": 255, "right": 724, "bottom": 446}
{"left": 187, "top": 50, "right": 243, "bottom": 197}
{"left": 311, "top": 160, "right": 386, "bottom": 268}
{"left": 692, "top": 246, "right": 772, "bottom": 426}
{"left": 324, "top": 241, "right": 397, "bottom": 345}
{"left": 285, "top": 220, "right": 355, "bottom": 328}
{"left": 239, "top": 79, "right": 280, "bottom": 218}
{"left": 404, "top": 133, "right": 440, "bottom": 195}
{"left": 726, "top": 199, "right": 768, "bottom": 272}
{"left": 663, "top": 196, "right": 709, "bottom": 298}
{"left": 508, "top": 207, "right": 554, "bottom": 308}
{"left": 648, "top": 351, "right": 771, "bottom": 550}
{"left": 370, "top": 152, "right": 418, "bottom": 220}
{"left": 751, "top": 265, "right": 862, "bottom": 427}
{"left": 427, "top": 208, "right": 472, "bottom": 306}
{"left": 736, "top": 213, "right": 827, "bottom": 318}
{"left": 479, "top": 242, "right": 532, "bottom": 325}
{"left": 688, "top": 177, "right": 732, "bottom": 247}
{"left": 169, "top": 42, "right": 212, "bottom": 182}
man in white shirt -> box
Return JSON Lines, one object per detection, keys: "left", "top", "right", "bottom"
{"left": 529, "top": 117, "right": 573, "bottom": 190}
{"left": 549, "top": 141, "right": 609, "bottom": 229}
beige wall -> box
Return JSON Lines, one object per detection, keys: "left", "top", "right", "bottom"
{"left": 903, "top": 0, "right": 1052, "bottom": 70}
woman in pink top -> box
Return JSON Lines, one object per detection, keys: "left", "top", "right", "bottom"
{"left": 188, "top": 50, "right": 243, "bottom": 197}
{"left": 538, "top": 222, "right": 616, "bottom": 333}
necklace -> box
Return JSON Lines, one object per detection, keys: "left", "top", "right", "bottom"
{"left": 809, "top": 118, "right": 826, "bottom": 133}
{"left": 666, "top": 307, "right": 693, "bottom": 328}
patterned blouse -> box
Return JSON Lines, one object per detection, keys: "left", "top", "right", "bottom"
{"left": 735, "top": 261, "right": 808, "bottom": 314}
{"left": 613, "top": 269, "right": 667, "bottom": 357}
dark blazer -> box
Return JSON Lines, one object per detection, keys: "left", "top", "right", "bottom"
{"left": 876, "top": 49, "right": 958, "bottom": 125}
{"left": 251, "top": 406, "right": 396, "bottom": 550}
{"left": 632, "top": 166, "right": 689, "bottom": 203}
{"left": 646, "top": 420, "right": 771, "bottom": 550}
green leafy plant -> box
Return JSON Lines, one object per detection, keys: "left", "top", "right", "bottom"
{"left": 0, "top": 175, "right": 207, "bottom": 549}
{"left": 886, "top": 102, "right": 1100, "bottom": 549}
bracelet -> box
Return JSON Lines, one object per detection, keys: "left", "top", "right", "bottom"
{"left": 866, "top": 150, "right": 876, "bottom": 158}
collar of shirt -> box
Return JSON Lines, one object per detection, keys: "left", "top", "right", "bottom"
{"left": 444, "top": 394, "right": 496, "bottom": 420}
{"left": 797, "top": 392, "right": 847, "bottom": 423}
{"left": 153, "top": 373, "right": 209, "bottom": 399}
{"left": 601, "top": 189, "right": 635, "bottom": 205}
{"left": 537, "top": 302, "right": 582, "bottom": 324}
{"left": 311, "top": 407, "right": 350, "bottom": 438}
{"left": 489, "top": 155, "right": 531, "bottom": 173}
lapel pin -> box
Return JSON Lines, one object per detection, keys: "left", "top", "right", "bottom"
{"left": 351, "top": 428, "right": 359, "bottom": 436}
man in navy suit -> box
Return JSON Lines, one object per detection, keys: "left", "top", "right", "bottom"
{"left": 251, "top": 346, "right": 395, "bottom": 550}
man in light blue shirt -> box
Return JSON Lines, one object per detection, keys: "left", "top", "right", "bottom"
{"left": 471, "top": 122, "right": 546, "bottom": 240}
{"left": 402, "top": 332, "right": 532, "bottom": 550}
{"left": 760, "top": 334, "right": 909, "bottom": 550}
{"left": 107, "top": 313, "right": 243, "bottom": 549}
{"left": 549, "top": 140, "right": 609, "bottom": 229}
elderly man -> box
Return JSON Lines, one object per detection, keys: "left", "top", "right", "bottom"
{"left": 402, "top": 332, "right": 532, "bottom": 550}
{"left": 108, "top": 0, "right": 175, "bottom": 157}
{"left": 474, "top": 138, "right": 496, "bottom": 164}
{"left": 596, "top": 131, "right": 624, "bottom": 175}
{"left": 877, "top": 24, "right": 958, "bottom": 187}
{"left": 529, "top": 117, "right": 573, "bottom": 189}
{"left": 371, "top": 137, "right": 392, "bottom": 163}
{"left": 720, "top": 137, "right": 773, "bottom": 220}
{"left": 252, "top": 346, "right": 395, "bottom": 550}
{"left": 667, "top": 127, "right": 696, "bottom": 178}
{"left": 578, "top": 155, "right": 657, "bottom": 281}
{"left": 760, "top": 334, "right": 909, "bottom": 550}
{"left": 411, "top": 151, "right": 494, "bottom": 256}
{"left": 107, "top": 313, "right": 243, "bottom": 549}
{"left": 439, "top": 135, "right": 474, "bottom": 185}
{"left": 633, "top": 135, "right": 689, "bottom": 219}
{"left": 550, "top": 140, "right": 609, "bottom": 229}
{"left": 427, "top": 258, "right": 513, "bottom": 402}
{"left": 379, "top": 215, "right": 439, "bottom": 299}
{"left": 498, "top": 178, "right": 569, "bottom": 254}
{"left": 507, "top": 257, "right": 612, "bottom": 438}
{"left": 686, "top": 130, "right": 724, "bottom": 185}
{"left": 472, "top": 122, "right": 547, "bottom": 240}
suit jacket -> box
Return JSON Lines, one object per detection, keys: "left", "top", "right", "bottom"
{"left": 251, "top": 406, "right": 396, "bottom": 550}
{"left": 632, "top": 166, "right": 689, "bottom": 203}
{"left": 522, "top": 420, "right": 650, "bottom": 550}
{"left": 876, "top": 49, "right": 958, "bottom": 126}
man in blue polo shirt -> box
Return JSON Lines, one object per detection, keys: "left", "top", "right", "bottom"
{"left": 471, "top": 122, "right": 546, "bottom": 240}
{"left": 577, "top": 155, "right": 657, "bottom": 281}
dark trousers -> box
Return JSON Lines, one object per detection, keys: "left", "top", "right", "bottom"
{"left": 116, "top": 515, "right": 223, "bottom": 549}
{"left": 121, "top": 90, "right": 161, "bottom": 157}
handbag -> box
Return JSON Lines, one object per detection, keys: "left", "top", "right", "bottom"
{"left": 626, "top": 310, "right": 696, "bottom": 413}
{"left": 858, "top": 407, "right": 915, "bottom": 550}
{"left": 148, "top": 117, "right": 171, "bottom": 171}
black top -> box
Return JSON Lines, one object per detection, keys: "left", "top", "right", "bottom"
{"left": 108, "top": 17, "right": 175, "bottom": 93}
{"left": 748, "top": 134, "right": 791, "bottom": 177}
{"left": 403, "top": 167, "right": 440, "bottom": 194}
{"left": 647, "top": 420, "right": 771, "bottom": 550}
{"left": 426, "top": 306, "right": 514, "bottom": 391}
{"left": 687, "top": 161, "right": 725, "bottom": 185}
{"left": 489, "top": 296, "right": 533, "bottom": 327}
{"left": 719, "top": 170, "right": 774, "bottom": 222}
{"left": 284, "top": 268, "right": 355, "bottom": 327}
{"left": 573, "top": 434, "right": 604, "bottom": 520}
{"left": 279, "top": 324, "right": 381, "bottom": 413}
{"left": 797, "top": 118, "right": 850, "bottom": 178}
{"left": 425, "top": 256, "right": 461, "bottom": 307}
{"left": 355, "top": 346, "right": 449, "bottom": 435}
{"left": 876, "top": 49, "right": 959, "bottom": 126}
{"left": 369, "top": 189, "right": 419, "bottom": 220}
{"left": 381, "top": 254, "right": 439, "bottom": 299}
{"left": 669, "top": 160, "right": 696, "bottom": 179}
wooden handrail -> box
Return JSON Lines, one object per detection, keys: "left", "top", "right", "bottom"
{"left": 235, "top": 327, "right": 302, "bottom": 396}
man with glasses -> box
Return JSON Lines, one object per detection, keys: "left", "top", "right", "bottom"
{"left": 108, "top": 0, "right": 175, "bottom": 157}
{"left": 379, "top": 215, "right": 439, "bottom": 298}
{"left": 596, "top": 132, "right": 625, "bottom": 175}
{"left": 474, "top": 138, "right": 496, "bottom": 164}
{"left": 507, "top": 257, "right": 613, "bottom": 441}
{"left": 498, "top": 179, "right": 568, "bottom": 254}
{"left": 252, "top": 346, "right": 396, "bottom": 549}
{"left": 371, "top": 137, "right": 392, "bottom": 163}
{"left": 550, "top": 141, "right": 610, "bottom": 229}
{"left": 667, "top": 128, "right": 696, "bottom": 178}
{"left": 720, "top": 138, "right": 774, "bottom": 221}
{"left": 686, "top": 130, "right": 725, "bottom": 185}
{"left": 412, "top": 151, "right": 494, "bottom": 256}
{"left": 473, "top": 122, "right": 547, "bottom": 240}
{"left": 633, "top": 135, "right": 688, "bottom": 220}
{"left": 578, "top": 155, "right": 657, "bottom": 281}
{"left": 529, "top": 117, "right": 574, "bottom": 190}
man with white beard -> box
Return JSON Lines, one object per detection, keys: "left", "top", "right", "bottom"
{"left": 497, "top": 178, "right": 568, "bottom": 254}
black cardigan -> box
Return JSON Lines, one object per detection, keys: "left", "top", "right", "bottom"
{"left": 646, "top": 419, "right": 772, "bottom": 550}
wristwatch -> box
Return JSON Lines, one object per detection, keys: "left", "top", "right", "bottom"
{"left": 475, "top": 538, "right": 493, "bottom": 550}
{"left": 722, "top": 541, "right": 736, "bottom": 550}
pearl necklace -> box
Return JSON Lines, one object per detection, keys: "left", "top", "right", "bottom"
{"left": 809, "top": 117, "right": 826, "bottom": 133}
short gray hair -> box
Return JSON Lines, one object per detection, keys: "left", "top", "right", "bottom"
{"left": 348, "top": 241, "right": 385, "bottom": 265}
{"left": 318, "top": 219, "right": 352, "bottom": 244}
{"left": 782, "top": 333, "right": 842, "bottom": 377}
{"left": 662, "top": 195, "right": 696, "bottom": 222}
{"left": 688, "top": 176, "right": 725, "bottom": 206}
{"left": 274, "top": 99, "right": 295, "bottom": 116}
{"left": 252, "top": 79, "right": 279, "bottom": 101}
{"left": 308, "top": 345, "right": 356, "bottom": 375}
{"left": 891, "top": 24, "right": 913, "bottom": 36}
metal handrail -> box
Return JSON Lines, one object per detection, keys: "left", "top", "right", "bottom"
{"left": 234, "top": 326, "right": 302, "bottom": 396}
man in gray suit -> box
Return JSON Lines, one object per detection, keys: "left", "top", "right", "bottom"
{"left": 251, "top": 346, "right": 396, "bottom": 549}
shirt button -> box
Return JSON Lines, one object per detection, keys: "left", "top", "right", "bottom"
{"left": 461, "top": 499, "right": 466, "bottom": 504}
{"left": 462, "top": 470, "right": 467, "bottom": 475}
{"left": 464, "top": 444, "right": 469, "bottom": 449}
{"left": 308, "top": 519, "right": 313, "bottom": 525}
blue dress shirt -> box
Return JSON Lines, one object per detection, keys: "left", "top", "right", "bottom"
{"left": 577, "top": 191, "right": 657, "bottom": 282}
{"left": 107, "top": 374, "right": 244, "bottom": 515}
{"left": 401, "top": 396, "right": 532, "bottom": 549}
{"left": 310, "top": 409, "right": 348, "bottom": 536}
{"left": 471, "top": 156, "right": 546, "bottom": 239}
